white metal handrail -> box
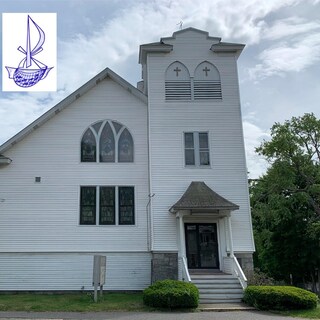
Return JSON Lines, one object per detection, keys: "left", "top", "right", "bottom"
{"left": 181, "top": 256, "right": 191, "bottom": 282}
{"left": 232, "top": 255, "right": 247, "bottom": 289}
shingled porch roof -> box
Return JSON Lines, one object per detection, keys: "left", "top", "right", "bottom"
{"left": 169, "top": 181, "right": 239, "bottom": 213}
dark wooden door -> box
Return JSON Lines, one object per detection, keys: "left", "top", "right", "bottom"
{"left": 185, "top": 223, "right": 219, "bottom": 269}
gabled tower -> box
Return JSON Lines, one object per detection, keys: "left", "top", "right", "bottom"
{"left": 139, "top": 28, "right": 254, "bottom": 284}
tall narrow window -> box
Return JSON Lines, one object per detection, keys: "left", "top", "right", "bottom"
{"left": 100, "top": 122, "right": 115, "bottom": 162}
{"left": 81, "top": 129, "right": 96, "bottom": 162}
{"left": 119, "top": 187, "right": 135, "bottom": 225}
{"left": 100, "top": 187, "right": 115, "bottom": 225}
{"left": 118, "top": 128, "right": 134, "bottom": 162}
{"left": 184, "top": 133, "right": 195, "bottom": 165}
{"left": 80, "top": 186, "right": 96, "bottom": 225}
{"left": 184, "top": 132, "right": 210, "bottom": 167}
{"left": 199, "top": 132, "right": 210, "bottom": 165}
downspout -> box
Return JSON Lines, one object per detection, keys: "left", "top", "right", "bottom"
{"left": 146, "top": 55, "right": 154, "bottom": 252}
{"left": 146, "top": 193, "right": 155, "bottom": 251}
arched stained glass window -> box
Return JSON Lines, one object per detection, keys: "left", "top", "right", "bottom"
{"left": 81, "top": 120, "right": 134, "bottom": 163}
{"left": 118, "top": 128, "right": 134, "bottom": 162}
{"left": 92, "top": 121, "right": 103, "bottom": 134}
{"left": 81, "top": 128, "right": 97, "bottom": 162}
{"left": 100, "top": 122, "right": 115, "bottom": 162}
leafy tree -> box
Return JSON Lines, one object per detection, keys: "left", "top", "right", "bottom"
{"left": 251, "top": 113, "right": 320, "bottom": 292}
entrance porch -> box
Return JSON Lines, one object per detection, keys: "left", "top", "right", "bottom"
{"left": 169, "top": 181, "right": 248, "bottom": 303}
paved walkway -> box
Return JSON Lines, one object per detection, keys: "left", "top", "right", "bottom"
{"left": 0, "top": 310, "right": 302, "bottom": 320}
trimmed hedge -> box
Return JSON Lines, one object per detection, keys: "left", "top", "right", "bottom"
{"left": 143, "top": 280, "right": 199, "bottom": 308}
{"left": 243, "top": 286, "right": 318, "bottom": 310}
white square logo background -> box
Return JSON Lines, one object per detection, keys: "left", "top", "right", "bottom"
{"left": 2, "top": 13, "right": 57, "bottom": 92}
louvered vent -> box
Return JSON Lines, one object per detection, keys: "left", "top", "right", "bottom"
{"left": 165, "top": 81, "right": 191, "bottom": 100}
{"left": 194, "top": 81, "right": 222, "bottom": 100}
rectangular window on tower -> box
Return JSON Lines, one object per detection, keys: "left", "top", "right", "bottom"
{"left": 184, "top": 132, "right": 210, "bottom": 167}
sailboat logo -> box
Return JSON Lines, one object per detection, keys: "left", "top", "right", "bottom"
{"left": 5, "top": 15, "right": 53, "bottom": 88}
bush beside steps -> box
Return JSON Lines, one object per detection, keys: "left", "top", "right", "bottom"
{"left": 243, "top": 286, "right": 318, "bottom": 310}
{"left": 143, "top": 280, "right": 199, "bottom": 309}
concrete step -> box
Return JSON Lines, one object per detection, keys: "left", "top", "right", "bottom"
{"left": 199, "top": 288, "right": 243, "bottom": 294}
{"left": 191, "top": 274, "right": 244, "bottom": 304}
{"left": 196, "top": 283, "right": 242, "bottom": 289}
{"left": 191, "top": 273, "right": 234, "bottom": 278}
{"left": 192, "top": 278, "right": 240, "bottom": 284}
{"left": 200, "top": 298, "right": 243, "bottom": 304}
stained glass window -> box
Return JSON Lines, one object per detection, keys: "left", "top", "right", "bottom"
{"left": 80, "top": 186, "right": 96, "bottom": 225}
{"left": 81, "top": 128, "right": 97, "bottom": 162}
{"left": 118, "top": 129, "right": 134, "bottom": 162}
{"left": 81, "top": 120, "right": 134, "bottom": 163}
{"left": 100, "top": 122, "right": 115, "bottom": 162}
{"left": 112, "top": 121, "right": 122, "bottom": 134}
{"left": 92, "top": 121, "right": 103, "bottom": 135}
{"left": 100, "top": 187, "right": 115, "bottom": 225}
{"left": 119, "top": 187, "right": 134, "bottom": 225}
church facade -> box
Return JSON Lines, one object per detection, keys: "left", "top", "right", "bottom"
{"left": 0, "top": 28, "right": 254, "bottom": 298}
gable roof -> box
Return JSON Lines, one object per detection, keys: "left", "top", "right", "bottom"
{"left": 139, "top": 27, "right": 245, "bottom": 64}
{"left": 161, "top": 27, "right": 222, "bottom": 42}
{"left": 0, "top": 68, "right": 147, "bottom": 154}
{"left": 169, "top": 181, "right": 239, "bottom": 213}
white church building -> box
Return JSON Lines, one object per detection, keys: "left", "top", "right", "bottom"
{"left": 0, "top": 28, "right": 255, "bottom": 303}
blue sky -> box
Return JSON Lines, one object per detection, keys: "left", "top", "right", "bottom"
{"left": 1, "top": 0, "right": 320, "bottom": 177}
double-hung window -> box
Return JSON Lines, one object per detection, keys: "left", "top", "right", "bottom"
{"left": 80, "top": 186, "right": 135, "bottom": 225}
{"left": 184, "top": 132, "right": 210, "bottom": 167}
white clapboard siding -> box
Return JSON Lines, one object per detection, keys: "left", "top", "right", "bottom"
{"left": 0, "top": 78, "right": 149, "bottom": 253}
{"left": 146, "top": 30, "right": 254, "bottom": 253}
{"left": 0, "top": 252, "right": 151, "bottom": 291}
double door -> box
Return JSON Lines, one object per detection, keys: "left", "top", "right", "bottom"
{"left": 185, "top": 223, "right": 219, "bottom": 269}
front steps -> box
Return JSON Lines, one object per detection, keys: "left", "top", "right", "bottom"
{"left": 191, "top": 273, "right": 244, "bottom": 304}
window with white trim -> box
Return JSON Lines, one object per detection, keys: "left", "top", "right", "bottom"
{"left": 81, "top": 120, "right": 134, "bottom": 163}
{"left": 184, "top": 132, "right": 210, "bottom": 167}
{"left": 80, "top": 186, "right": 135, "bottom": 225}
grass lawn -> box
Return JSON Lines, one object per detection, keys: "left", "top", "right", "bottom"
{"left": 276, "top": 304, "right": 320, "bottom": 319}
{"left": 0, "top": 292, "right": 150, "bottom": 312}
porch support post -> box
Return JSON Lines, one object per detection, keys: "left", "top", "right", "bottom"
{"left": 227, "top": 215, "right": 234, "bottom": 258}
{"left": 176, "top": 212, "right": 186, "bottom": 257}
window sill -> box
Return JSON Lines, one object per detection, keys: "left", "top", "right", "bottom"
{"left": 184, "top": 165, "right": 212, "bottom": 169}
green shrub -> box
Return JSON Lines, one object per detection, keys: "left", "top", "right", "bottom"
{"left": 143, "top": 280, "right": 199, "bottom": 308}
{"left": 243, "top": 286, "right": 318, "bottom": 310}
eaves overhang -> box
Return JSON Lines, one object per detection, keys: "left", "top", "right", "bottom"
{"left": 211, "top": 42, "right": 245, "bottom": 59}
{"left": 139, "top": 42, "right": 173, "bottom": 64}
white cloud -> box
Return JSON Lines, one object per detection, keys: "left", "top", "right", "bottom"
{"left": 243, "top": 121, "right": 270, "bottom": 178}
{"left": 248, "top": 32, "right": 320, "bottom": 80}
{"left": 262, "top": 17, "right": 320, "bottom": 40}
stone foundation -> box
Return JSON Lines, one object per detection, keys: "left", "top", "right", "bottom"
{"left": 235, "top": 253, "right": 254, "bottom": 274}
{"left": 151, "top": 252, "right": 178, "bottom": 283}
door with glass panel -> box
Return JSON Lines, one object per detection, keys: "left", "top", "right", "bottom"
{"left": 185, "top": 223, "right": 219, "bottom": 269}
